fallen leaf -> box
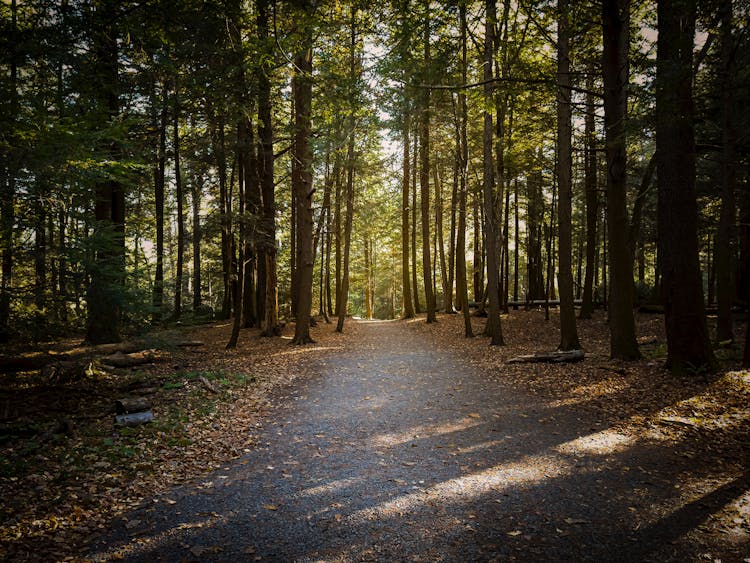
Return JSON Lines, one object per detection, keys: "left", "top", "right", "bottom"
{"left": 467, "top": 413, "right": 481, "bottom": 419}
{"left": 507, "top": 530, "right": 522, "bottom": 536}
{"left": 262, "top": 504, "right": 278, "bottom": 511}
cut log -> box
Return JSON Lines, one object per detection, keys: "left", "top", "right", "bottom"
{"left": 507, "top": 349, "right": 585, "bottom": 364}
{"left": 103, "top": 350, "right": 164, "bottom": 368}
{"left": 115, "top": 397, "right": 152, "bottom": 415}
{"left": 115, "top": 411, "right": 154, "bottom": 427}
{"left": 198, "top": 376, "right": 220, "bottom": 394}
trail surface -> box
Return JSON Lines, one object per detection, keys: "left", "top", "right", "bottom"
{"left": 89, "top": 319, "right": 733, "bottom": 562}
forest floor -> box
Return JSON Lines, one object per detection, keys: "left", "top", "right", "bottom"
{"left": 1, "top": 309, "right": 749, "bottom": 561}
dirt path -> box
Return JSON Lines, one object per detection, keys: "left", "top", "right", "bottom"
{"left": 88, "top": 319, "right": 742, "bottom": 562}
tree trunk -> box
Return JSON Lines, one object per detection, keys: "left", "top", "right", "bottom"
{"left": 656, "top": 0, "right": 714, "bottom": 373}
{"left": 173, "top": 81, "right": 184, "bottom": 321}
{"left": 191, "top": 174, "right": 202, "bottom": 311}
{"left": 420, "top": 3, "right": 436, "bottom": 323}
{"left": 411, "top": 125, "right": 421, "bottom": 313}
{"left": 152, "top": 83, "right": 168, "bottom": 325}
{"left": 337, "top": 128, "right": 355, "bottom": 333}
{"left": 435, "top": 165, "right": 450, "bottom": 312}
{"left": 513, "top": 179, "right": 519, "bottom": 309}
{"left": 715, "top": 0, "right": 736, "bottom": 343}
{"left": 602, "top": 0, "right": 638, "bottom": 359}
{"left": 482, "top": 0, "right": 503, "bottom": 344}
{"left": 291, "top": 15, "right": 315, "bottom": 344}
{"left": 216, "top": 120, "right": 232, "bottom": 320}
{"left": 556, "top": 0, "right": 580, "bottom": 350}
{"left": 257, "top": 0, "right": 279, "bottom": 336}
{"left": 458, "top": 2, "right": 473, "bottom": 337}
{"left": 87, "top": 0, "right": 124, "bottom": 344}
{"left": 0, "top": 0, "right": 18, "bottom": 339}
{"left": 401, "top": 112, "right": 415, "bottom": 318}
{"left": 579, "top": 70, "right": 598, "bottom": 319}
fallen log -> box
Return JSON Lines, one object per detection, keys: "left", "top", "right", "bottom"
{"left": 115, "top": 411, "right": 154, "bottom": 427}
{"left": 115, "top": 397, "right": 152, "bottom": 415}
{"left": 507, "top": 349, "right": 585, "bottom": 364}
{"left": 103, "top": 349, "right": 164, "bottom": 368}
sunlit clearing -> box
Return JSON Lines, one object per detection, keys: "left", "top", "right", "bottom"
{"left": 371, "top": 418, "right": 485, "bottom": 448}
{"left": 555, "top": 430, "right": 635, "bottom": 456}
{"left": 351, "top": 454, "right": 571, "bottom": 522}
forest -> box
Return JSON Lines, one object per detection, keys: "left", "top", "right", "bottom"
{"left": 1, "top": 0, "right": 749, "bottom": 368}
{"left": 2, "top": 0, "right": 750, "bottom": 560}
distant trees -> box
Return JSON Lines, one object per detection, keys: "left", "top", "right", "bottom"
{"left": 0, "top": 0, "right": 746, "bottom": 370}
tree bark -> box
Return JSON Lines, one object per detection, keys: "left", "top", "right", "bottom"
{"left": 482, "top": 0, "right": 503, "bottom": 344}
{"left": 579, "top": 70, "right": 598, "bottom": 320}
{"left": 152, "top": 82, "right": 168, "bottom": 325}
{"left": 420, "top": 2, "right": 436, "bottom": 323}
{"left": 457, "top": 2, "right": 473, "bottom": 337}
{"left": 173, "top": 80, "right": 184, "bottom": 321}
{"left": 291, "top": 12, "right": 315, "bottom": 344}
{"left": 86, "top": 0, "right": 125, "bottom": 344}
{"left": 602, "top": 0, "right": 639, "bottom": 359}
{"left": 411, "top": 124, "right": 422, "bottom": 313}
{"left": 715, "top": 0, "right": 736, "bottom": 343}
{"left": 257, "top": 0, "right": 279, "bottom": 336}
{"left": 401, "top": 112, "right": 415, "bottom": 318}
{"left": 656, "top": 0, "right": 714, "bottom": 373}
{"left": 191, "top": 174, "right": 202, "bottom": 311}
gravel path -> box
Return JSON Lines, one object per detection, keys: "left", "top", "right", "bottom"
{"left": 89, "top": 319, "right": 718, "bottom": 562}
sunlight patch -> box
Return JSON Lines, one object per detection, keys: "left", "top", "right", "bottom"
{"left": 371, "top": 419, "right": 485, "bottom": 448}
{"left": 350, "top": 455, "right": 570, "bottom": 522}
{"left": 555, "top": 430, "right": 635, "bottom": 456}
{"left": 299, "top": 477, "right": 362, "bottom": 498}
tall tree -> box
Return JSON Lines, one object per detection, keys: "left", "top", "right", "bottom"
{"left": 556, "top": 0, "right": 580, "bottom": 351}
{"left": 715, "top": 0, "right": 736, "bottom": 343}
{"left": 482, "top": 0, "right": 503, "bottom": 344}
{"left": 173, "top": 80, "right": 185, "bottom": 321}
{"left": 257, "top": 0, "right": 280, "bottom": 336}
{"left": 457, "top": 1, "right": 473, "bottom": 338}
{"left": 0, "top": 0, "right": 18, "bottom": 340}
{"left": 420, "top": 2, "right": 436, "bottom": 323}
{"left": 656, "top": 0, "right": 714, "bottom": 373}
{"left": 291, "top": 2, "right": 315, "bottom": 344}
{"left": 602, "top": 0, "right": 639, "bottom": 358}
{"left": 86, "top": 0, "right": 126, "bottom": 344}
{"left": 579, "top": 68, "right": 598, "bottom": 320}
{"left": 152, "top": 82, "right": 168, "bottom": 324}
{"left": 401, "top": 111, "right": 415, "bottom": 318}
{"left": 336, "top": 5, "right": 358, "bottom": 333}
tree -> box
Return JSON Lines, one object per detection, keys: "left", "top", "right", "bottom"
{"left": 257, "top": 0, "right": 280, "bottom": 337}
{"left": 602, "top": 0, "right": 639, "bottom": 359}
{"left": 86, "top": 0, "right": 126, "bottom": 344}
{"left": 556, "top": 0, "right": 580, "bottom": 351}
{"left": 579, "top": 67, "right": 598, "bottom": 320}
{"left": 291, "top": 1, "right": 315, "bottom": 344}
{"left": 420, "top": 2, "right": 436, "bottom": 323}
{"left": 656, "top": 0, "right": 714, "bottom": 373}
{"left": 482, "top": 0, "right": 503, "bottom": 345}
{"left": 401, "top": 111, "right": 416, "bottom": 318}
{"left": 336, "top": 5, "right": 358, "bottom": 334}
{"left": 456, "top": 1, "right": 473, "bottom": 338}
{"left": 715, "top": 0, "right": 736, "bottom": 343}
